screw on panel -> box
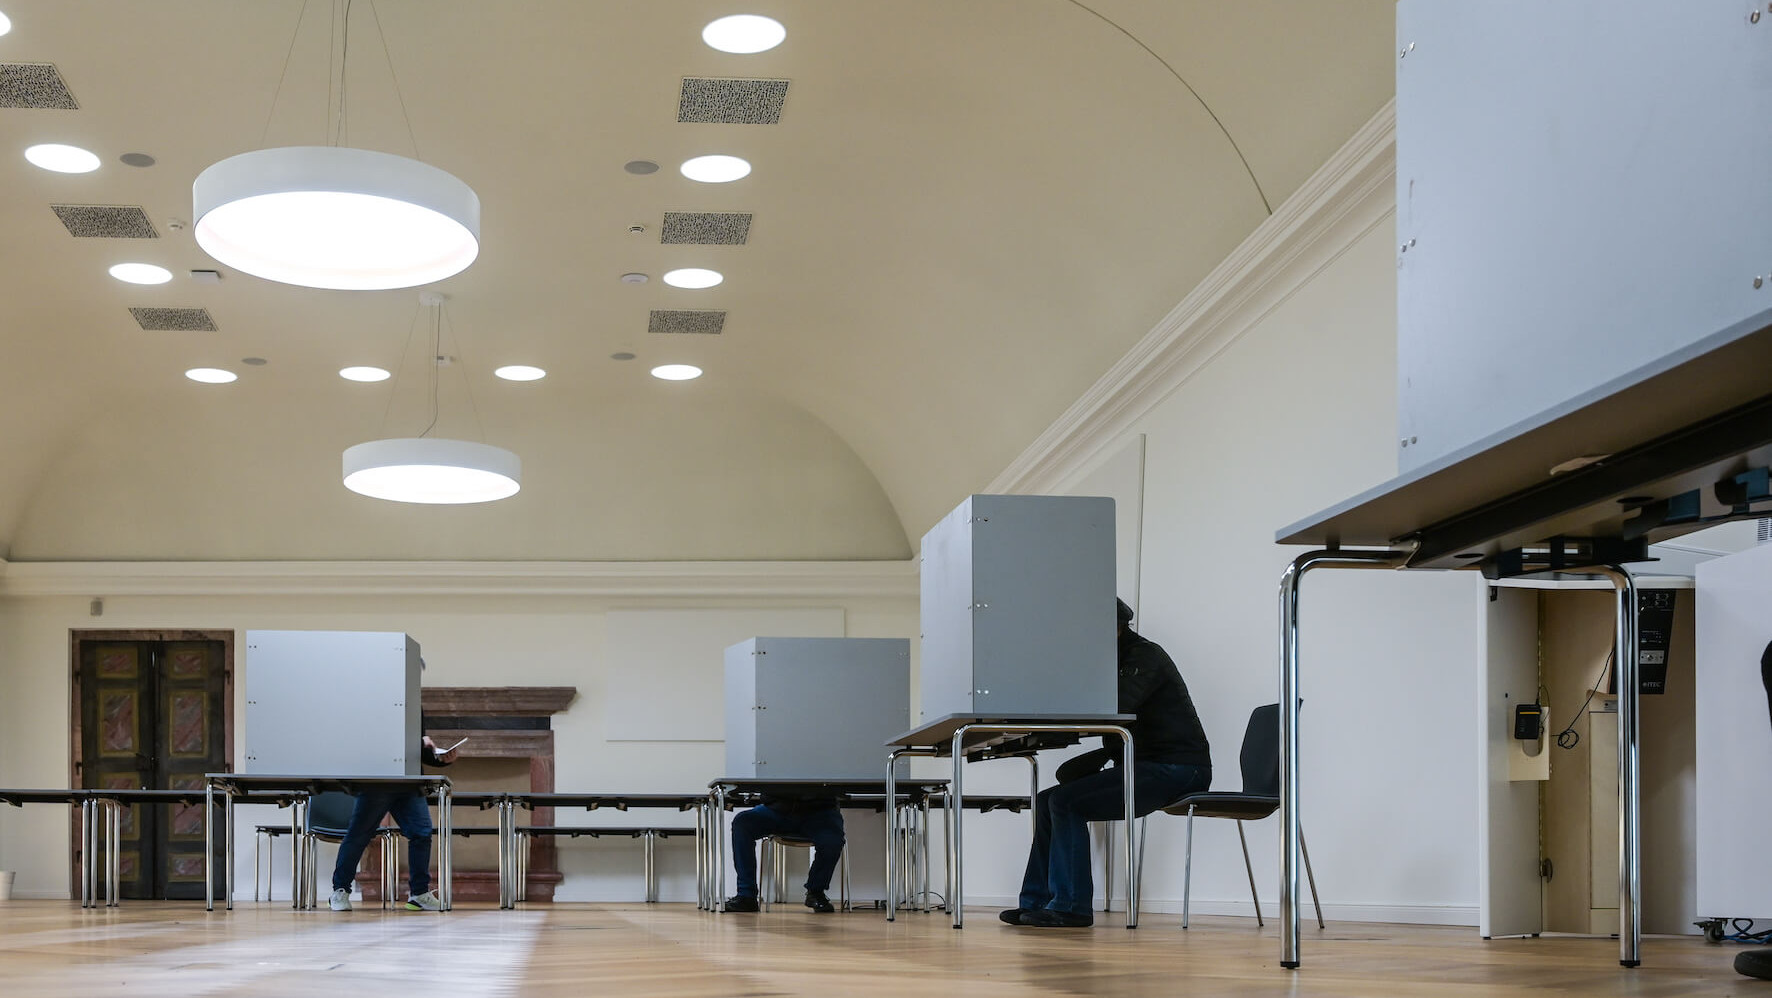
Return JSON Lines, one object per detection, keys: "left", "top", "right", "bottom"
{"left": 1753, "top": 9, "right": 1762, "bottom": 22}
{"left": 1756, "top": 276, "right": 1764, "bottom": 289}
{"left": 1400, "top": 42, "right": 1414, "bottom": 58}
{"left": 969, "top": 603, "right": 990, "bottom": 610}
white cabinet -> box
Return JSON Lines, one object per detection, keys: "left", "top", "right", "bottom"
{"left": 245, "top": 631, "right": 422, "bottom": 776}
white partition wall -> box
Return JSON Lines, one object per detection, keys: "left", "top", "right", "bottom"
{"left": 1696, "top": 543, "right": 1772, "bottom": 919}
{"left": 1395, "top": 0, "right": 1772, "bottom": 474}
{"left": 723, "top": 637, "right": 910, "bottom": 779}
{"left": 919, "top": 494, "right": 1116, "bottom": 721}
{"left": 244, "top": 630, "right": 422, "bottom": 776}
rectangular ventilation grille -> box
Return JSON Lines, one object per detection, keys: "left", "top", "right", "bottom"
{"left": 648, "top": 310, "right": 726, "bottom": 335}
{"left": 661, "top": 212, "right": 753, "bottom": 245}
{"left": 678, "top": 78, "right": 789, "bottom": 124}
{"left": 0, "top": 63, "right": 80, "bottom": 109}
{"left": 130, "top": 307, "right": 217, "bottom": 332}
{"left": 53, "top": 205, "right": 159, "bottom": 239}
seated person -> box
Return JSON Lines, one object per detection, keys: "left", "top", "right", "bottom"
{"left": 328, "top": 735, "right": 459, "bottom": 912}
{"left": 723, "top": 791, "right": 844, "bottom": 913}
{"left": 1003, "top": 598, "right": 1212, "bottom": 927}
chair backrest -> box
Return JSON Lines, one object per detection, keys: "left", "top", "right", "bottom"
{"left": 1239, "top": 704, "right": 1281, "bottom": 798}
{"left": 307, "top": 791, "right": 356, "bottom": 838}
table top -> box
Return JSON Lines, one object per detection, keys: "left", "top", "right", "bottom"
{"left": 0, "top": 789, "right": 88, "bottom": 804}
{"left": 1276, "top": 317, "right": 1772, "bottom": 569}
{"left": 889, "top": 713, "right": 1135, "bottom": 749}
{"left": 206, "top": 774, "right": 452, "bottom": 796}
{"left": 508, "top": 792, "right": 707, "bottom": 811}
{"left": 708, "top": 778, "right": 951, "bottom": 809}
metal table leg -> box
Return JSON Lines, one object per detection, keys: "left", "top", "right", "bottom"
{"left": 108, "top": 799, "right": 120, "bottom": 907}
{"left": 1594, "top": 565, "right": 1642, "bottom": 967}
{"left": 203, "top": 785, "right": 214, "bottom": 911}
{"left": 644, "top": 830, "right": 658, "bottom": 903}
{"left": 79, "top": 799, "right": 92, "bottom": 909}
{"left": 1278, "top": 549, "right": 1406, "bottom": 967}
{"left": 942, "top": 790, "right": 953, "bottom": 913}
{"left": 224, "top": 790, "right": 235, "bottom": 910}
{"left": 438, "top": 786, "right": 454, "bottom": 911}
{"left": 1103, "top": 820, "right": 1114, "bottom": 914}
{"left": 289, "top": 797, "right": 305, "bottom": 910}
{"left": 714, "top": 784, "right": 728, "bottom": 910}
{"left": 885, "top": 752, "right": 899, "bottom": 920}
{"left": 1117, "top": 726, "right": 1137, "bottom": 928}
{"left": 950, "top": 727, "right": 967, "bottom": 928}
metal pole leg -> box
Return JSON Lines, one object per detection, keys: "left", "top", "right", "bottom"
{"left": 919, "top": 799, "right": 932, "bottom": 913}
{"left": 224, "top": 791, "right": 235, "bottom": 910}
{"left": 203, "top": 786, "right": 214, "bottom": 911}
{"left": 646, "top": 830, "right": 658, "bottom": 903}
{"left": 1118, "top": 726, "right": 1138, "bottom": 929}
{"left": 1103, "top": 822, "right": 1115, "bottom": 914}
{"left": 1594, "top": 565, "right": 1642, "bottom": 968}
{"left": 1237, "top": 819, "right": 1262, "bottom": 927}
{"left": 1299, "top": 825, "right": 1324, "bottom": 930}
{"left": 942, "top": 790, "right": 953, "bottom": 913}
{"left": 886, "top": 750, "right": 899, "bottom": 919}
{"left": 79, "top": 800, "right": 91, "bottom": 909}
{"left": 109, "top": 800, "right": 120, "bottom": 907}
{"left": 950, "top": 727, "right": 967, "bottom": 929}
{"left": 1183, "top": 806, "right": 1195, "bottom": 929}
{"left": 1278, "top": 549, "right": 1406, "bottom": 967}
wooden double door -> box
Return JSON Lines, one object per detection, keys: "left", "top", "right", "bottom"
{"left": 73, "top": 632, "right": 231, "bottom": 900}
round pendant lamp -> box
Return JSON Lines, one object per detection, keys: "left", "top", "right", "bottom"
{"left": 193, "top": 146, "right": 480, "bottom": 290}
{"left": 342, "top": 437, "right": 519, "bottom": 505}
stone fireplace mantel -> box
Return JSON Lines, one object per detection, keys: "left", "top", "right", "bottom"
{"left": 358, "top": 685, "right": 577, "bottom": 903}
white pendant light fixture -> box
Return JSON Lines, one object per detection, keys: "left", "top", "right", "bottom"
{"left": 194, "top": 5, "right": 480, "bottom": 290}
{"left": 194, "top": 147, "right": 479, "bottom": 290}
{"left": 343, "top": 438, "right": 519, "bottom": 504}
{"left": 343, "top": 292, "right": 520, "bottom": 504}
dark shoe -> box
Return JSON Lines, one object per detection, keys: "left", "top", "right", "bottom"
{"left": 723, "top": 895, "right": 760, "bottom": 913}
{"left": 1021, "top": 908, "right": 1093, "bottom": 928}
{"left": 1736, "top": 949, "right": 1772, "bottom": 979}
{"left": 998, "top": 908, "right": 1030, "bottom": 925}
{"left": 803, "top": 890, "right": 835, "bottom": 913}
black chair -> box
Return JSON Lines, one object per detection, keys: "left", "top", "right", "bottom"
{"left": 1161, "top": 703, "right": 1323, "bottom": 929}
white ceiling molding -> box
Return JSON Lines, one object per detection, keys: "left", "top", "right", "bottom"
{"left": 989, "top": 99, "right": 1398, "bottom": 497}
{"left": 0, "top": 559, "right": 918, "bottom": 600}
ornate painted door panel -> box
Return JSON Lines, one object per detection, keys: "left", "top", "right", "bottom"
{"left": 78, "top": 638, "right": 228, "bottom": 900}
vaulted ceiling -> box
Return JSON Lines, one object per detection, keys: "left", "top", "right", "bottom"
{"left": 0, "top": 1, "right": 1395, "bottom": 561}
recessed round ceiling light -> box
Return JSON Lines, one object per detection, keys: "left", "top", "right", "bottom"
{"left": 610, "top": 352, "right": 636, "bottom": 361}
{"left": 25, "top": 143, "right": 100, "bottom": 174}
{"left": 339, "top": 366, "right": 392, "bottom": 382}
{"left": 651, "top": 364, "right": 703, "bottom": 381}
{"left": 662, "top": 268, "right": 723, "bottom": 289}
{"left": 494, "top": 365, "right": 546, "bottom": 382}
{"left": 242, "top": 357, "right": 268, "bottom": 366}
{"left": 185, "top": 367, "right": 237, "bottom": 384}
{"left": 343, "top": 438, "right": 521, "bottom": 505}
{"left": 108, "top": 262, "right": 173, "bottom": 285}
{"left": 0, "top": 11, "right": 12, "bottom": 36}
{"left": 623, "top": 160, "right": 659, "bottom": 175}
{"left": 702, "top": 14, "right": 786, "bottom": 54}
{"left": 679, "top": 155, "right": 751, "bottom": 184}
{"left": 193, "top": 146, "right": 480, "bottom": 290}
{"left": 119, "top": 152, "right": 155, "bottom": 168}
{"left": 620, "top": 272, "right": 649, "bottom": 285}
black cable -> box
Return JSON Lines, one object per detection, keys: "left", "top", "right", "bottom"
{"left": 1555, "top": 651, "right": 1613, "bottom": 750}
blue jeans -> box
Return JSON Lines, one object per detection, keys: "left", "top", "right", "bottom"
{"left": 729, "top": 804, "right": 845, "bottom": 897}
{"left": 1018, "top": 761, "right": 1210, "bottom": 916}
{"left": 331, "top": 792, "right": 435, "bottom": 896}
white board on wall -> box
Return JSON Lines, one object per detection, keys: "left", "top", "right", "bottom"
{"left": 1695, "top": 542, "right": 1772, "bottom": 919}
{"left": 603, "top": 608, "right": 844, "bottom": 741}
{"left": 1062, "top": 433, "right": 1145, "bottom": 614}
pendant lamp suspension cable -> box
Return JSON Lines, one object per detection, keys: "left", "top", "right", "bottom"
{"left": 420, "top": 298, "right": 441, "bottom": 438}
{"left": 440, "top": 307, "right": 491, "bottom": 444}
{"left": 254, "top": 0, "right": 421, "bottom": 159}
{"left": 379, "top": 303, "right": 424, "bottom": 434}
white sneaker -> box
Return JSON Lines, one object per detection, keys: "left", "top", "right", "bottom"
{"left": 404, "top": 890, "right": 443, "bottom": 912}
{"left": 328, "top": 888, "right": 352, "bottom": 911}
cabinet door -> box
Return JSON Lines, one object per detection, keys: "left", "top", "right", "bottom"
{"left": 1478, "top": 588, "right": 1544, "bottom": 937}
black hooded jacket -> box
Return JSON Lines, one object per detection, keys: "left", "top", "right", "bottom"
{"left": 1057, "top": 629, "right": 1212, "bottom": 780}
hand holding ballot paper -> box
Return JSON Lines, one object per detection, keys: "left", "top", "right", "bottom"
{"left": 423, "top": 735, "right": 466, "bottom": 765}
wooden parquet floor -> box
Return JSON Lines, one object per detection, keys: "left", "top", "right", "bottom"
{"left": 0, "top": 901, "right": 1756, "bottom": 997}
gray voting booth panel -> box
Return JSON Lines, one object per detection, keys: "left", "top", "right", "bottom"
{"left": 724, "top": 637, "right": 911, "bottom": 779}
{"left": 245, "top": 631, "right": 423, "bottom": 776}
{"left": 1395, "top": 0, "right": 1772, "bottom": 476}
{"left": 919, "top": 495, "right": 1117, "bottom": 721}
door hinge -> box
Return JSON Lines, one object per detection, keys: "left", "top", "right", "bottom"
{"left": 1539, "top": 857, "right": 1553, "bottom": 881}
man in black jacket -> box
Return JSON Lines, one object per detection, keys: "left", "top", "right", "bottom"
{"left": 1002, "top": 598, "right": 1211, "bottom": 927}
